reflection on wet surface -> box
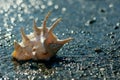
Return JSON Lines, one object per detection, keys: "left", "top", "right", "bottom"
{"left": 0, "top": 0, "right": 120, "bottom": 79}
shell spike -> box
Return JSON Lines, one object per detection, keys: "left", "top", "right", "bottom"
{"left": 57, "top": 37, "right": 73, "bottom": 45}
{"left": 49, "top": 18, "right": 62, "bottom": 33}
{"left": 43, "top": 11, "right": 51, "bottom": 34}
{"left": 33, "top": 20, "right": 38, "bottom": 30}
{"left": 14, "top": 40, "right": 22, "bottom": 51}
{"left": 33, "top": 20, "right": 40, "bottom": 35}
{"left": 20, "top": 27, "right": 30, "bottom": 44}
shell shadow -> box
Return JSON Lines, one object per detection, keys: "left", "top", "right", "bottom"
{"left": 12, "top": 56, "right": 75, "bottom": 70}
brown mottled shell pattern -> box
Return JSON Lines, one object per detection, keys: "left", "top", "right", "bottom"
{"left": 12, "top": 12, "right": 72, "bottom": 61}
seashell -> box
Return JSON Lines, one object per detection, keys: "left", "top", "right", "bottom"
{"left": 12, "top": 12, "right": 73, "bottom": 61}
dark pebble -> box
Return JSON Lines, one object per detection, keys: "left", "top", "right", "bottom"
{"left": 114, "top": 26, "right": 119, "bottom": 30}
{"left": 107, "top": 32, "right": 115, "bottom": 36}
{"left": 0, "top": 72, "right": 2, "bottom": 77}
{"left": 0, "top": 43, "right": 2, "bottom": 46}
{"left": 89, "top": 17, "right": 96, "bottom": 24}
{"left": 100, "top": 8, "right": 106, "bottom": 13}
{"left": 94, "top": 48, "right": 103, "bottom": 53}
{"left": 110, "top": 35, "right": 115, "bottom": 39}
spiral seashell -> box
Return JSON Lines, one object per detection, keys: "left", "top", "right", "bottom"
{"left": 12, "top": 12, "right": 73, "bottom": 60}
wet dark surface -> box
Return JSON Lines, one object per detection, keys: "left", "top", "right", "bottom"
{"left": 0, "top": 0, "right": 120, "bottom": 79}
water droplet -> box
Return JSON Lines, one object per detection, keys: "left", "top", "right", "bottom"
{"left": 44, "top": 75, "right": 47, "bottom": 79}
{"left": 81, "top": 31, "right": 85, "bottom": 34}
{"left": 0, "top": 10, "right": 3, "bottom": 14}
{"left": 18, "top": 14, "right": 24, "bottom": 21}
{"left": 18, "top": 14, "right": 21, "bottom": 17}
{"left": 16, "top": 0, "right": 23, "bottom": 5}
{"left": 10, "top": 17, "right": 15, "bottom": 24}
{"left": 4, "top": 13, "right": 8, "bottom": 17}
{"left": 116, "top": 22, "right": 120, "bottom": 26}
{"left": 71, "top": 78, "right": 75, "bottom": 80}
{"left": 47, "top": 1, "right": 53, "bottom": 6}
{"left": 41, "top": 5, "right": 46, "bottom": 9}
{"left": 35, "top": 5, "right": 39, "bottom": 9}
{"left": 51, "top": 17, "right": 57, "bottom": 22}
{"left": 62, "top": 7, "right": 66, "bottom": 12}
{"left": 71, "top": 30, "right": 74, "bottom": 34}
{"left": 109, "top": 4, "right": 113, "bottom": 8}
{"left": 13, "top": 5, "right": 17, "bottom": 9}
{"left": 4, "top": 23, "right": 8, "bottom": 27}
{"left": 54, "top": 5, "right": 59, "bottom": 9}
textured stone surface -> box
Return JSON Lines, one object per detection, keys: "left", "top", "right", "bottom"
{"left": 0, "top": 0, "right": 120, "bottom": 79}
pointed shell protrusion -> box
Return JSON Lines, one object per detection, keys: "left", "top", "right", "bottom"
{"left": 57, "top": 37, "right": 73, "bottom": 44}
{"left": 49, "top": 18, "right": 62, "bottom": 33}
{"left": 33, "top": 20, "right": 38, "bottom": 31}
{"left": 20, "top": 28, "right": 30, "bottom": 45}
{"left": 14, "top": 40, "right": 22, "bottom": 51}
{"left": 33, "top": 20, "right": 41, "bottom": 36}
{"left": 43, "top": 11, "right": 51, "bottom": 34}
